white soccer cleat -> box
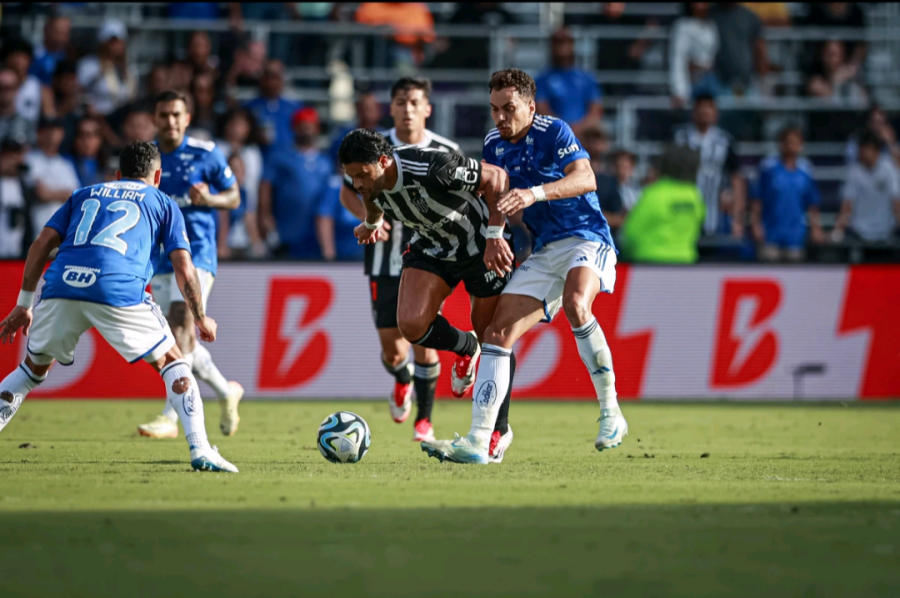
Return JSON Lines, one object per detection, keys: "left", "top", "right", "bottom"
{"left": 413, "top": 418, "right": 435, "bottom": 442}
{"left": 450, "top": 332, "right": 480, "bottom": 398}
{"left": 389, "top": 363, "right": 414, "bottom": 423}
{"left": 595, "top": 408, "right": 628, "bottom": 451}
{"left": 137, "top": 415, "right": 179, "bottom": 439}
{"left": 0, "top": 392, "right": 24, "bottom": 433}
{"left": 219, "top": 381, "right": 244, "bottom": 437}
{"left": 489, "top": 425, "right": 514, "bottom": 464}
{"left": 421, "top": 433, "right": 489, "bottom": 464}
{"left": 190, "top": 445, "right": 239, "bottom": 473}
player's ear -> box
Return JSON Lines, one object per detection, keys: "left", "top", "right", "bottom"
{"left": 424, "top": 102, "right": 433, "bottom": 118}
{"left": 115, "top": 169, "right": 123, "bottom": 181}
{"left": 153, "top": 167, "right": 162, "bottom": 187}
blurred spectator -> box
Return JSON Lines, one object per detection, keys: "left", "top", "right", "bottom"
{"left": 187, "top": 70, "right": 224, "bottom": 140}
{"left": 217, "top": 108, "right": 265, "bottom": 259}
{"left": 317, "top": 174, "right": 366, "bottom": 262}
{"left": 669, "top": 3, "right": 719, "bottom": 108}
{"left": 710, "top": 3, "right": 767, "bottom": 97}
{"left": 184, "top": 31, "right": 219, "bottom": 76}
{"left": 217, "top": 152, "right": 247, "bottom": 260}
{"left": 832, "top": 129, "right": 900, "bottom": 243}
{"left": 231, "top": 4, "right": 290, "bottom": 63}
{"left": 613, "top": 149, "right": 642, "bottom": 212}
{"left": 750, "top": 126, "right": 824, "bottom": 262}
{"left": 121, "top": 109, "right": 156, "bottom": 144}
{"left": 620, "top": 144, "right": 706, "bottom": 263}
{"left": 166, "top": 2, "right": 221, "bottom": 20}
{"left": 673, "top": 94, "right": 743, "bottom": 237}
{"left": 565, "top": 2, "right": 658, "bottom": 97}
{"left": 582, "top": 127, "right": 624, "bottom": 231}
{"left": 2, "top": 39, "right": 42, "bottom": 123}
{"left": 846, "top": 105, "right": 900, "bottom": 167}
{"left": 107, "top": 63, "right": 170, "bottom": 135}
{"left": 30, "top": 14, "right": 72, "bottom": 86}
{"left": 225, "top": 40, "right": 266, "bottom": 91}
{"left": 806, "top": 39, "right": 867, "bottom": 104}
{"left": 535, "top": 28, "right": 603, "bottom": 138}
{"left": 258, "top": 107, "right": 332, "bottom": 259}
{"left": 24, "top": 117, "right": 80, "bottom": 239}
{"left": 168, "top": 60, "right": 195, "bottom": 94}
{"left": 741, "top": 2, "right": 791, "bottom": 27}
{"left": 355, "top": 3, "right": 435, "bottom": 68}
{"left": 286, "top": 3, "right": 337, "bottom": 68}
{"left": 431, "top": 3, "right": 516, "bottom": 70}
{"left": 67, "top": 117, "right": 106, "bottom": 187}
{"left": 328, "top": 91, "right": 382, "bottom": 165}
{"left": 77, "top": 20, "right": 138, "bottom": 116}
{"left": 801, "top": 3, "right": 867, "bottom": 66}
{"left": 0, "top": 68, "right": 35, "bottom": 146}
{"left": 0, "top": 139, "right": 32, "bottom": 258}
{"left": 243, "top": 60, "right": 301, "bottom": 155}
{"left": 41, "top": 60, "right": 82, "bottom": 152}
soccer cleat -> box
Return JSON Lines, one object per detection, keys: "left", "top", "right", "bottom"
{"left": 413, "top": 418, "right": 435, "bottom": 442}
{"left": 190, "top": 445, "right": 239, "bottom": 473}
{"left": 450, "top": 332, "right": 480, "bottom": 398}
{"left": 595, "top": 408, "right": 628, "bottom": 451}
{"left": 489, "top": 425, "right": 514, "bottom": 464}
{"left": 389, "top": 364, "right": 414, "bottom": 423}
{"left": 0, "top": 393, "right": 24, "bottom": 433}
{"left": 421, "top": 433, "right": 489, "bottom": 464}
{"left": 219, "top": 381, "right": 244, "bottom": 437}
{"left": 137, "top": 415, "right": 179, "bottom": 439}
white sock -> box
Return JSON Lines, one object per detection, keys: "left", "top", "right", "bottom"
{"left": 160, "top": 359, "right": 210, "bottom": 452}
{"left": 0, "top": 363, "right": 47, "bottom": 433}
{"left": 572, "top": 317, "right": 619, "bottom": 411}
{"left": 191, "top": 344, "right": 231, "bottom": 400}
{"left": 159, "top": 347, "right": 197, "bottom": 421}
{"left": 467, "top": 344, "right": 512, "bottom": 446}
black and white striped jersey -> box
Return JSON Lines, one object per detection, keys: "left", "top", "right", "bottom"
{"left": 673, "top": 124, "right": 739, "bottom": 235}
{"left": 343, "top": 128, "right": 460, "bottom": 277}
{"left": 374, "top": 147, "right": 490, "bottom": 262}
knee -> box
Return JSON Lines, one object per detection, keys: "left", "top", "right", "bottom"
{"left": 168, "top": 303, "right": 189, "bottom": 330}
{"left": 483, "top": 323, "right": 513, "bottom": 349}
{"left": 381, "top": 346, "right": 406, "bottom": 368}
{"left": 397, "top": 313, "right": 431, "bottom": 344}
{"left": 563, "top": 292, "right": 593, "bottom": 327}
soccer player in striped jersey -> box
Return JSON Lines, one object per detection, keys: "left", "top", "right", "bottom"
{"left": 340, "top": 128, "right": 517, "bottom": 462}
{"left": 423, "top": 69, "right": 626, "bottom": 464}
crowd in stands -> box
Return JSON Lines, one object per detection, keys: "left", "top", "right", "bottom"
{"left": 0, "top": 3, "right": 898, "bottom": 265}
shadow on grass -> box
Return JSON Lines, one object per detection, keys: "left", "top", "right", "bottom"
{"left": 0, "top": 503, "right": 897, "bottom": 598}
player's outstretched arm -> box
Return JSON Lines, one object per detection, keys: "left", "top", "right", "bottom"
{"left": 170, "top": 249, "right": 217, "bottom": 342}
{"left": 479, "top": 162, "right": 514, "bottom": 276}
{"left": 353, "top": 194, "right": 389, "bottom": 244}
{"left": 497, "top": 158, "right": 597, "bottom": 215}
{"left": 0, "top": 227, "right": 62, "bottom": 344}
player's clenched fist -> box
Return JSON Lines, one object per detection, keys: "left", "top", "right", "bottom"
{"left": 484, "top": 238, "right": 514, "bottom": 277}
{"left": 354, "top": 223, "right": 389, "bottom": 244}
{"left": 196, "top": 316, "right": 217, "bottom": 342}
{"left": 188, "top": 182, "right": 212, "bottom": 206}
{"left": 497, "top": 188, "right": 537, "bottom": 215}
{"left": 0, "top": 306, "right": 32, "bottom": 345}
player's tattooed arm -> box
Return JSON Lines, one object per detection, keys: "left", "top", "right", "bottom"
{"left": 170, "top": 248, "right": 217, "bottom": 342}
{"left": 182, "top": 271, "right": 206, "bottom": 321}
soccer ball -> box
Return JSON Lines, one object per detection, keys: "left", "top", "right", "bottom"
{"left": 317, "top": 411, "right": 371, "bottom": 464}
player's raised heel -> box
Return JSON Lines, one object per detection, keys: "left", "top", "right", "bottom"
{"left": 190, "top": 446, "right": 239, "bottom": 473}
{"left": 450, "top": 332, "right": 481, "bottom": 398}
{"left": 595, "top": 409, "right": 628, "bottom": 452}
{"left": 489, "top": 425, "right": 514, "bottom": 463}
{"left": 219, "top": 381, "right": 243, "bottom": 436}
{"left": 389, "top": 364, "right": 414, "bottom": 423}
{"left": 413, "top": 418, "right": 435, "bottom": 442}
{"left": 137, "top": 415, "right": 179, "bottom": 439}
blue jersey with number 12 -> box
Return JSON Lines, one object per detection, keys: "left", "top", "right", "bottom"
{"left": 41, "top": 180, "right": 191, "bottom": 307}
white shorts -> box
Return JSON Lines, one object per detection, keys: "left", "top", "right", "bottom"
{"left": 503, "top": 237, "right": 617, "bottom": 322}
{"left": 150, "top": 268, "right": 215, "bottom": 316}
{"left": 27, "top": 298, "right": 175, "bottom": 366}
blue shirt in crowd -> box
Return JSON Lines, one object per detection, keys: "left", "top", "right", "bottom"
{"left": 67, "top": 156, "right": 104, "bottom": 188}
{"left": 483, "top": 114, "right": 614, "bottom": 252}
{"left": 317, "top": 175, "right": 364, "bottom": 261}
{"left": 262, "top": 146, "right": 333, "bottom": 259}
{"left": 243, "top": 96, "right": 302, "bottom": 154}
{"left": 166, "top": 2, "right": 221, "bottom": 19}
{"left": 751, "top": 157, "right": 820, "bottom": 248}
{"left": 535, "top": 68, "right": 602, "bottom": 125}
{"left": 30, "top": 46, "right": 66, "bottom": 86}
{"left": 42, "top": 179, "right": 190, "bottom": 307}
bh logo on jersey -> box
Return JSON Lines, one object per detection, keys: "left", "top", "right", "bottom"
{"left": 557, "top": 143, "right": 580, "bottom": 159}
{"left": 62, "top": 265, "right": 99, "bottom": 288}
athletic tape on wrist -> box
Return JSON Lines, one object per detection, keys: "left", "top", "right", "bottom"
{"left": 364, "top": 218, "right": 383, "bottom": 230}
{"left": 530, "top": 185, "right": 547, "bottom": 202}
{"left": 486, "top": 225, "right": 504, "bottom": 239}
{"left": 17, "top": 290, "right": 34, "bottom": 309}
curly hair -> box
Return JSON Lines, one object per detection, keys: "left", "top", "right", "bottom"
{"left": 119, "top": 141, "right": 160, "bottom": 178}
{"left": 338, "top": 128, "right": 393, "bottom": 165}
{"left": 488, "top": 68, "right": 537, "bottom": 100}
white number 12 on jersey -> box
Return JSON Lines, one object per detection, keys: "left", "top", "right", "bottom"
{"left": 74, "top": 199, "right": 141, "bottom": 255}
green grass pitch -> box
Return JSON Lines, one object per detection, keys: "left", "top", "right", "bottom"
{"left": 0, "top": 400, "right": 898, "bottom": 597}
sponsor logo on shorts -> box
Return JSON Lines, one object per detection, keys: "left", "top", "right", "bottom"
{"left": 476, "top": 381, "right": 497, "bottom": 408}
{"left": 484, "top": 270, "right": 498, "bottom": 283}
{"left": 62, "top": 265, "right": 100, "bottom": 288}
{"left": 576, "top": 256, "right": 589, "bottom": 262}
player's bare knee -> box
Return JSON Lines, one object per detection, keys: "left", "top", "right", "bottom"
{"left": 563, "top": 293, "right": 592, "bottom": 327}
{"left": 483, "top": 323, "right": 512, "bottom": 349}
{"left": 397, "top": 313, "right": 430, "bottom": 344}
{"left": 168, "top": 302, "right": 189, "bottom": 329}
{"left": 382, "top": 348, "right": 406, "bottom": 368}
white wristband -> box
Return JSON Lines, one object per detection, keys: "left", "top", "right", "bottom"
{"left": 17, "top": 290, "right": 34, "bottom": 309}
{"left": 364, "top": 217, "right": 383, "bottom": 230}
{"left": 486, "top": 225, "right": 504, "bottom": 239}
{"left": 530, "top": 185, "right": 547, "bottom": 202}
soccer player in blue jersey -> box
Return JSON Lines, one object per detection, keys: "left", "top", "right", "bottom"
{"left": 0, "top": 141, "right": 238, "bottom": 472}
{"left": 422, "top": 69, "right": 627, "bottom": 464}
{"left": 137, "top": 91, "right": 244, "bottom": 440}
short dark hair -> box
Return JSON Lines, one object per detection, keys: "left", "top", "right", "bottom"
{"left": 119, "top": 141, "right": 160, "bottom": 178}
{"left": 693, "top": 93, "right": 716, "bottom": 106}
{"left": 338, "top": 128, "right": 393, "bottom": 165}
{"left": 391, "top": 76, "right": 432, "bottom": 100}
{"left": 858, "top": 127, "right": 884, "bottom": 151}
{"left": 489, "top": 68, "right": 537, "bottom": 100}
{"left": 154, "top": 90, "right": 189, "bottom": 110}
{"left": 1, "top": 38, "right": 34, "bottom": 62}
{"left": 658, "top": 144, "right": 700, "bottom": 182}
{"left": 612, "top": 148, "right": 636, "bottom": 165}
{"left": 778, "top": 124, "right": 803, "bottom": 143}
{"left": 53, "top": 59, "right": 77, "bottom": 78}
